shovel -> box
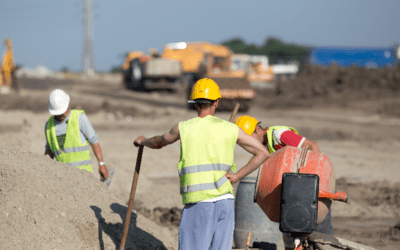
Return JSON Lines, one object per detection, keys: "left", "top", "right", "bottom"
{"left": 100, "top": 167, "right": 116, "bottom": 188}
{"left": 119, "top": 145, "right": 144, "bottom": 250}
{"left": 229, "top": 103, "right": 240, "bottom": 123}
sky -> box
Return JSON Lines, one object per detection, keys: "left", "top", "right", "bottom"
{"left": 1, "top": 0, "right": 400, "bottom": 72}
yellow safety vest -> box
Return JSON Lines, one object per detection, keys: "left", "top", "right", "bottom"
{"left": 178, "top": 115, "right": 239, "bottom": 204}
{"left": 46, "top": 110, "right": 93, "bottom": 173}
{"left": 266, "top": 125, "right": 298, "bottom": 153}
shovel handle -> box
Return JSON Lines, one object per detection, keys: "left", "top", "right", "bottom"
{"left": 229, "top": 103, "right": 240, "bottom": 123}
{"left": 119, "top": 145, "right": 144, "bottom": 250}
{"left": 246, "top": 232, "right": 252, "bottom": 248}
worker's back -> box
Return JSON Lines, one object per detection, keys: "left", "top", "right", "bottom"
{"left": 178, "top": 115, "right": 239, "bottom": 204}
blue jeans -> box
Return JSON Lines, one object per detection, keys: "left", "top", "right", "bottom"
{"left": 179, "top": 199, "right": 234, "bottom": 250}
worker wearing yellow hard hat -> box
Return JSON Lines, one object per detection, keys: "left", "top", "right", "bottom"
{"left": 235, "top": 115, "right": 321, "bottom": 153}
{"left": 234, "top": 115, "right": 260, "bottom": 136}
{"left": 134, "top": 78, "right": 269, "bottom": 250}
{"left": 235, "top": 115, "right": 332, "bottom": 250}
{"left": 187, "top": 77, "right": 222, "bottom": 103}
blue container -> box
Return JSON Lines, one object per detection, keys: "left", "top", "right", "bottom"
{"left": 309, "top": 46, "right": 398, "bottom": 68}
{"left": 234, "top": 176, "right": 283, "bottom": 249}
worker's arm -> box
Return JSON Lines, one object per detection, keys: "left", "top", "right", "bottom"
{"left": 280, "top": 130, "right": 321, "bottom": 153}
{"left": 90, "top": 142, "right": 109, "bottom": 179}
{"left": 76, "top": 113, "right": 109, "bottom": 179}
{"left": 226, "top": 128, "right": 269, "bottom": 185}
{"left": 44, "top": 122, "right": 54, "bottom": 159}
{"left": 134, "top": 124, "right": 180, "bottom": 149}
{"left": 300, "top": 138, "right": 320, "bottom": 152}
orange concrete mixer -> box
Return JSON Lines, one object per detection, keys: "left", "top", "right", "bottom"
{"left": 254, "top": 146, "right": 348, "bottom": 225}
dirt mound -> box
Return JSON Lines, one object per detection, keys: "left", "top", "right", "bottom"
{"left": 279, "top": 65, "right": 400, "bottom": 98}
{"left": 0, "top": 93, "right": 48, "bottom": 113}
{"left": 333, "top": 177, "right": 400, "bottom": 218}
{"left": 0, "top": 147, "right": 177, "bottom": 250}
{"left": 255, "top": 65, "right": 400, "bottom": 116}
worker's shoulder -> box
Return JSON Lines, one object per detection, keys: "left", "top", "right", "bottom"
{"left": 181, "top": 116, "right": 233, "bottom": 124}
{"left": 73, "top": 109, "right": 86, "bottom": 114}
{"left": 269, "top": 125, "right": 295, "bottom": 131}
{"left": 76, "top": 110, "right": 92, "bottom": 123}
{"left": 213, "top": 116, "right": 237, "bottom": 126}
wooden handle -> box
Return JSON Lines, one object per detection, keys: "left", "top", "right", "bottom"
{"left": 119, "top": 145, "right": 144, "bottom": 250}
{"left": 246, "top": 232, "right": 252, "bottom": 247}
{"left": 229, "top": 103, "right": 240, "bottom": 123}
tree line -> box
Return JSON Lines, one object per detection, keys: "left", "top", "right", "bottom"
{"left": 222, "top": 37, "right": 310, "bottom": 65}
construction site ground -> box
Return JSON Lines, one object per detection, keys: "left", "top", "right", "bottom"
{"left": 1, "top": 65, "right": 400, "bottom": 249}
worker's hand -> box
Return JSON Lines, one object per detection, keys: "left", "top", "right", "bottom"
{"left": 134, "top": 136, "right": 146, "bottom": 147}
{"left": 225, "top": 172, "right": 240, "bottom": 185}
{"left": 99, "top": 164, "right": 109, "bottom": 179}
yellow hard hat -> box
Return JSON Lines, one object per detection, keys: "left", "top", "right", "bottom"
{"left": 235, "top": 115, "right": 260, "bottom": 135}
{"left": 188, "top": 78, "right": 222, "bottom": 103}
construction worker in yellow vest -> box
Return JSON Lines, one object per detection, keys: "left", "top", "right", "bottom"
{"left": 134, "top": 78, "right": 269, "bottom": 250}
{"left": 44, "top": 89, "right": 109, "bottom": 180}
{"left": 235, "top": 115, "right": 333, "bottom": 250}
{"left": 235, "top": 115, "right": 320, "bottom": 153}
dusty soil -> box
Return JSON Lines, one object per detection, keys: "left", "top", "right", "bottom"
{"left": 1, "top": 66, "right": 400, "bottom": 249}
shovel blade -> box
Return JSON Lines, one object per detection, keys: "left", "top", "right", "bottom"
{"left": 100, "top": 167, "right": 116, "bottom": 188}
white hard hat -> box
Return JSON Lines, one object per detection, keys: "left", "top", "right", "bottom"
{"left": 48, "top": 89, "right": 70, "bottom": 116}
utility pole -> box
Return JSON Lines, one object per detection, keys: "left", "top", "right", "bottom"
{"left": 82, "top": 0, "right": 94, "bottom": 75}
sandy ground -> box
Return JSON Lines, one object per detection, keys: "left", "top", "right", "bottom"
{"left": 1, "top": 70, "right": 400, "bottom": 249}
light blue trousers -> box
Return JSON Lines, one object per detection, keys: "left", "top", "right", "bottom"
{"left": 179, "top": 199, "right": 234, "bottom": 250}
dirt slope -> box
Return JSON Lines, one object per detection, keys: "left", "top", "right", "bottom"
{"left": 0, "top": 147, "right": 177, "bottom": 250}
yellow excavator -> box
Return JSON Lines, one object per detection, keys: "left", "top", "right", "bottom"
{"left": 0, "top": 38, "right": 16, "bottom": 94}
{"left": 122, "top": 41, "right": 255, "bottom": 111}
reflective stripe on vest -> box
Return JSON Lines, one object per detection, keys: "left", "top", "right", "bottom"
{"left": 52, "top": 144, "right": 90, "bottom": 156}
{"left": 180, "top": 175, "right": 230, "bottom": 194}
{"left": 266, "top": 125, "right": 298, "bottom": 153}
{"left": 46, "top": 109, "right": 93, "bottom": 173}
{"left": 178, "top": 163, "right": 232, "bottom": 176}
{"left": 178, "top": 116, "right": 239, "bottom": 204}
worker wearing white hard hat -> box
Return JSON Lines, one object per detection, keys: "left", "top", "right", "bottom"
{"left": 44, "top": 89, "right": 109, "bottom": 180}
{"left": 48, "top": 89, "right": 70, "bottom": 115}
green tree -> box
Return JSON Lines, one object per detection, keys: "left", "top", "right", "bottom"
{"left": 222, "top": 37, "right": 309, "bottom": 66}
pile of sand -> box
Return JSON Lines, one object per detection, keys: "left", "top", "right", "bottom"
{"left": 0, "top": 147, "right": 177, "bottom": 250}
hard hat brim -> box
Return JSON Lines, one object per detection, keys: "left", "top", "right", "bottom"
{"left": 48, "top": 103, "right": 69, "bottom": 116}
{"left": 187, "top": 99, "right": 216, "bottom": 104}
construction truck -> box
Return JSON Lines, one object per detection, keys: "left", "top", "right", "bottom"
{"left": 121, "top": 50, "right": 182, "bottom": 90}
{"left": 162, "top": 42, "right": 254, "bottom": 111}
{"left": 231, "top": 54, "right": 275, "bottom": 88}
{"left": 122, "top": 42, "right": 255, "bottom": 111}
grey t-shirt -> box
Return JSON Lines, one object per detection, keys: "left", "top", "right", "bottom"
{"left": 44, "top": 110, "right": 98, "bottom": 151}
